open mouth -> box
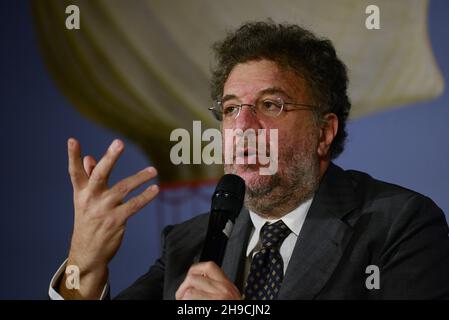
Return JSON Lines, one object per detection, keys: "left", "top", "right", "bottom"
{"left": 236, "top": 148, "right": 270, "bottom": 159}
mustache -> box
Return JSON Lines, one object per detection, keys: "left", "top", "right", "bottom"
{"left": 235, "top": 147, "right": 271, "bottom": 158}
{"left": 232, "top": 135, "right": 272, "bottom": 158}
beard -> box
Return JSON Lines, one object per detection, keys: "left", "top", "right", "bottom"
{"left": 224, "top": 137, "right": 321, "bottom": 218}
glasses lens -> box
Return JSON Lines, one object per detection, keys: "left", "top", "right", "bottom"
{"left": 221, "top": 101, "right": 241, "bottom": 120}
{"left": 257, "top": 98, "right": 283, "bottom": 117}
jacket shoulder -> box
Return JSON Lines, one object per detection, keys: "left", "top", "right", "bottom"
{"left": 162, "top": 212, "right": 210, "bottom": 245}
{"left": 344, "top": 167, "right": 442, "bottom": 215}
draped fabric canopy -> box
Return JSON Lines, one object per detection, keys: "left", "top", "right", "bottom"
{"left": 31, "top": 0, "right": 444, "bottom": 184}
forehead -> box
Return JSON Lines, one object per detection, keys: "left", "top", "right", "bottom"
{"left": 223, "top": 59, "right": 308, "bottom": 99}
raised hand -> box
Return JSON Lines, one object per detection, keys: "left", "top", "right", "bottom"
{"left": 60, "top": 138, "right": 159, "bottom": 299}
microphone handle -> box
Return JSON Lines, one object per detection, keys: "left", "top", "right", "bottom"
{"left": 199, "top": 210, "right": 234, "bottom": 266}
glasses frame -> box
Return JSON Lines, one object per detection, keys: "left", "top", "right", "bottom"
{"left": 208, "top": 96, "right": 318, "bottom": 122}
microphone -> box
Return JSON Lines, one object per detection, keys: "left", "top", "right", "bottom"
{"left": 199, "top": 174, "right": 246, "bottom": 266}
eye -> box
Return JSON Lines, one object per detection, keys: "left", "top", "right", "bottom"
{"left": 261, "top": 99, "right": 282, "bottom": 112}
{"left": 223, "top": 104, "right": 239, "bottom": 116}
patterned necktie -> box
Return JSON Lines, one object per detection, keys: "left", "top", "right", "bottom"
{"left": 243, "top": 220, "right": 291, "bottom": 300}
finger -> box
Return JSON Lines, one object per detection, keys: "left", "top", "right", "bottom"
{"left": 187, "top": 262, "right": 228, "bottom": 282}
{"left": 67, "top": 138, "right": 88, "bottom": 190}
{"left": 179, "top": 287, "right": 214, "bottom": 300}
{"left": 176, "top": 274, "right": 220, "bottom": 300}
{"left": 88, "top": 139, "right": 124, "bottom": 190}
{"left": 83, "top": 155, "right": 97, "bottom": 177}
{"left": 107, "top": 167, "right": 158, "bottom": 204}
{"left": 117, "top": 184, "right": 159, "bottom": 222}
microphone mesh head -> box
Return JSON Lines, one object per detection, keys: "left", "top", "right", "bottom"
{"left": 215, "top": 174, "right": 246, "bottom": 202}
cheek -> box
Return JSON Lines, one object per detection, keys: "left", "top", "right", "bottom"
{"left": 277, "top": 124, "right": 318, "bottom": 156}
{"left": 277, "top": 125, "right": 301, "bottom": 148}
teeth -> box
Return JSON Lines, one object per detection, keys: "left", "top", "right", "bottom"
{"left": 238, "top": 150, "right": 270, "bottom": 156}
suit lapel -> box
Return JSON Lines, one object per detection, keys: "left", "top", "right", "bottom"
{"left": 278, "top": 163, "right": 360, "bottom": 299}
{"left": 221, "top": 207, "right": 252, "bottom": 285}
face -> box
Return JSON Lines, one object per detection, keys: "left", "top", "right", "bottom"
{"left": 221, "top": 59, "right": 323, "bottom": 217}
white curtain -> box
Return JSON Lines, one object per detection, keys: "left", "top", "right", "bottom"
{"left": 31, "top": 0, "right": 443, "bottom": 184}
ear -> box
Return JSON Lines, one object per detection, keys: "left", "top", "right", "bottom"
{"left": 317, "top": 113, "right": 339, "bottom": 158}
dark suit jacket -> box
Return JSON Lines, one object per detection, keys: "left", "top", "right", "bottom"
{"left": 115, "top": 163, "right": 449, "bottom": 299}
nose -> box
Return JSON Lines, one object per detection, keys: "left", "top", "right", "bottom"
{"left": 233, "top": 104, "right": 262, "bottom": 131}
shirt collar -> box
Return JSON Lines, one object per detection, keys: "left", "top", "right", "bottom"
{"left": 246, "top": 196, "right": 314, "bottom": 257}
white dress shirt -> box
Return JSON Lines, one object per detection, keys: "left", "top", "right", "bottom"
{"left": 48, "top": 259, "right": 109, "bottom": 300}
{"left": 244, "top": 196, "right": 314, "bottom": 276}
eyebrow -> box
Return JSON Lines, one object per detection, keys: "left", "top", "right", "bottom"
{"left": 221, "top": 87, "right": 294, "bottom": 103}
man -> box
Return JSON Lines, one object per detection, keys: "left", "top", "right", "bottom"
{"left": 49, "top": 21, "right": 449, "bottom": 300}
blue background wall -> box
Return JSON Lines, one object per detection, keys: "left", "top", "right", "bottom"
{"left": 0, "top": 0, "right": 447, "bottom": 299}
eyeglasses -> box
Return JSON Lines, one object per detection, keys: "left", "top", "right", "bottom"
{"left": 208, "top": 97, "right": 318, "bottom": 122}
